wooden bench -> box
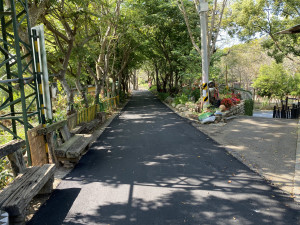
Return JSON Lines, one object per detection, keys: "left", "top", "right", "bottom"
{"left": 37, "top": 120, "right": 93, "bottom": 167}
{"left": 0, "top": 139, "right": 55, "bottom": 225}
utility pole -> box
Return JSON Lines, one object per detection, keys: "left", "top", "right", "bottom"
{"left": 198, "top": 0, "right": 209, "bottom": 106}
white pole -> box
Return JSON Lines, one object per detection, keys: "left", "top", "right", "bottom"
{"left": 198, "top": 0, "right": 209, "bottom": 106}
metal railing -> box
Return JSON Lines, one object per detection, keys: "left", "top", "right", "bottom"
{"left": 273, "top": 102, "right": 300, "bottom": 119}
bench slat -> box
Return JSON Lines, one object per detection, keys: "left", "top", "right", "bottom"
{"left": 0, "top": 140, "right": 25, "bottom": 159}
{"left": 54, "top": 135, "right": 82, "bottom": 158}
{"left": 66, "top": 134, "right": 92, "bottom": 159}
{"left": 37, "top": 120, "right": 67, "bottom": 135}
{"left": 55, "top": 134, "right": 92, "bottom": 159}
{"left": 0, "top": 164, "right": 56, "bottom": 216}
{"left": 59, "top": 124, "right": 72, "bottom": 141}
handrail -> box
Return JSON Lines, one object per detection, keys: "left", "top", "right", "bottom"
{"left": 99, "top": 95, "right": 119, "bottom": 112}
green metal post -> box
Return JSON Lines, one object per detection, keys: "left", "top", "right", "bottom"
{"left": 0, "top": 2, "right": 17, "bottom": 136}
{"left": 10, "top": 0, "right": 32, "bottom": 164}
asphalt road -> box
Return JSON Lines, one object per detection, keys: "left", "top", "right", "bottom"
{"left": 28, "top": 90, "right": 300, "bottom": 225}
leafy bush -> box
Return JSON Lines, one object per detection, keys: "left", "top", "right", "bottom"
{"left": 157, "top": 92, "right": 169, "bottom": 101}
{"left": 244, "top": 99, "right": 254, "bottom": 116}
{"left": 0, "top": 158, "right": 13, "bottom": 189}
{"left": 174, "top": 93, "right": 188, "bottom": 105}
{"left": 119, "top": 90, "right": 127, "bottom": 102}
{"left": 149, "top": 85, "right": 157, "bottom": 93}
{"left": 190, "top": 88, "right": 200, "bottom": 102}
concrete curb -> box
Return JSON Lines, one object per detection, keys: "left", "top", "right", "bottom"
{"left": 294, "top": 119, "right": 300, "bottom": 202}
{"left": 89, "top": 99, "right": 130, "bottom": 146}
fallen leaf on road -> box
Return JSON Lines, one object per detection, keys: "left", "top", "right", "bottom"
{"left": 228, "top": 180, "right": 232, "bottom": 183}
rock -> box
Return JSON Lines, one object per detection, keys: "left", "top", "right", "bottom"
{"left": 180, "top": 107, "right": 188, "bottom": 112}
{"left": 176, "top": 104, "right": 184, "bottom": 109}
{"left": 171, "top": 103, "right": 176, "bottom": 108}
{"left": 183, "top": 111, "right": 193, "bottom": 117}
{"left": 219, "top": 105, "right": 226, "bottom": 112}
{"left": 189, "top": 114, "right": 198, "bottom": 120}
{"left": 165, "top": 96, "right": 174, "bottom": 104}
{"left": 96, "top": 112, "right": 106, "bottom": 123}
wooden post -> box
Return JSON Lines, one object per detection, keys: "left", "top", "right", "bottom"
{"left": 7, "top": 150, "right": 26, "bottom": 177}
{"left": 27, "top": 125, "right": 48, "bottom": 166}
{"left": 46, "top": 132, "right": 59, "bottom": 166}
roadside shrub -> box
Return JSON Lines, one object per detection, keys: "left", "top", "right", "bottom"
{"left": 149, "top": 85, "right": 157, "bottom": 93}
{"left": 244, "top": 99, "right": 254, "bottom": 116}
{"left": 119, "top": 90, "right": 128, "bottom": 102}
{"left": 190, "top": 88, "right": 200, "bottom": 102}
{"left": 157, "top": 92, "right": 169, "bottom": 101}
{"left": 174, "top": 93, "right": 188, "bottom": 105}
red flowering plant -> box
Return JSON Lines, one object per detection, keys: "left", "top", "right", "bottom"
{"left": 231, "top": 93, "right": 241, "bottom": 99}
{"left": 221, "top": 98, "right": 233, "bottom": 109}
{"left": 231, "top": 97, "right": 240, "bottom": 105}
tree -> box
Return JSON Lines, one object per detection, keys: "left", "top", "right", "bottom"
{"left": 41, "top": 1, "right": 90, "bottom": 113}
{"left": 228, "top": 0, "right": 300, "bottom": 63}
{"left": 253, "top": 62, "right": 290, "bottom": 100}
{"left": 219, "top": 40, "right": 273, "bottom": 90}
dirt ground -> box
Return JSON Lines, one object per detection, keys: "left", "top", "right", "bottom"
{"left": 193, "top": 117, "right": 299, "bottom": 197}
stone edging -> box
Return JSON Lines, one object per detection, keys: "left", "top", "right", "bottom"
{"left": 89, "top": 99, "right": 130, "bottom": 146}
{"left": 294, "top": 119, "right": 300, "bottom": 202}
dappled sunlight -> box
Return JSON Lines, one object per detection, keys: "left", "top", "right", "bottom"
{"left": 28, "top": 91, "right": 300, "bottom": 225}
{"left": 205, "top": 115, "right": 299, "bottom": 195}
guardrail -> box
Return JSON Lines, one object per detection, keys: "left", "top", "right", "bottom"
{"left": 66, "top": 95, "right": 120, "bottom": 130}
{"left": 77, "top": 104, "right": 97, "bottom": 124}
{"left": 99, "top": 96, "right": 119, "bottom": 112}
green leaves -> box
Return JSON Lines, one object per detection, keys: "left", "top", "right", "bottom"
{"left": 253, "top": 62, "right": 298, "bottom": 99}
{"left": 229, "top": 0, "right": 300, "bottom": 60}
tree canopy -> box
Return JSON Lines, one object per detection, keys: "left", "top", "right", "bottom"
{"left": 2, "top": 0, "right": 300, "bottom": 118}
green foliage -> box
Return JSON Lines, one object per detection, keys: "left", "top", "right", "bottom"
{"left": 244, "top": 99, "right": 254, "bottom": 116}
{"left": 174, "top": 93, "right": 188, "bottom": 105}
{"left": 0, "top": 158, "right": 13, "bottom": 189}
{"left": 119, "top": 91, "right": 128, "bottom": 102}
{"left": 149, "top": 85, "right": 157, "bottom": 93}
{"left": 228, "top": 0, "right": 300, "bottom": 61}
{"left": 253, "top": 63, "right": 294, "bottom": 100}
{"left": 288, "top": 73, "right": 300, "bottom": 97}
{"left": 157, "top": 92, "right": 170, "bottom": 101}
{"left": 190, "top": 88, "right": 200, "bottom": 101}
{"left": 52, "top": 93, "right": 68, "bottom": 121}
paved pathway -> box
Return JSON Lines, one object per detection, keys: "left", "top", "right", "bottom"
{"left": 28, "top": 91, "right": 299, "bottom": 225}
{"left": 253, "top": 111, "right": 273, "bottom": 118}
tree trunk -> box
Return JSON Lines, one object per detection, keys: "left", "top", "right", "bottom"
{"left": 118, "top": 73, "right": 122, "bottom": 95}
{"left": 155, "top": 64, "right": 160, "bottom": 91}
{"left": 133, "top": 70, "right": 137, "bottom": 90}
{"left": 86, "top": 65, "right": 101, "bottom": 104}
{"left": 59, "top": 77, "right": 74, "bottom": 114}
{"left": 75, "top": 63, "right": 89, "bottom": 108}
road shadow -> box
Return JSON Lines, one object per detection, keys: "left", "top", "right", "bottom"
{"left": 27, "top": 91, "right": 300, "bottom": 225}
